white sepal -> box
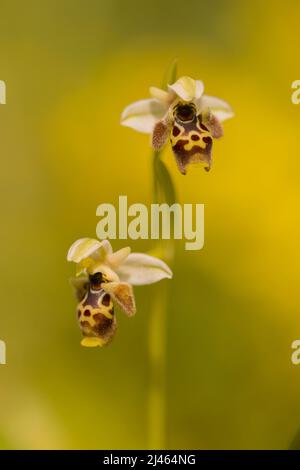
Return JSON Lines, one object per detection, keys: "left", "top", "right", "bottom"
{"left": 121, "top": 98, "right": 167, "bottom": 133}
{"left": 116, "top": 253, "right": 173, "bottom": 285}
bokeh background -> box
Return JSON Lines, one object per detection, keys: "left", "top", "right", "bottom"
{"left": 0, "top": 0, "right": 300, "bottom": 450}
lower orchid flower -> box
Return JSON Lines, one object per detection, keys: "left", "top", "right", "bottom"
{"left": 67, "top": 238, "right": 173, "bottom": 347}
{"left": 121, "top": 75, "right": 234, "bottom": 174}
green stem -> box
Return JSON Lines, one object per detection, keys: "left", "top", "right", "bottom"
{"left": 147, "top": 58, "right": 178, "bottom": 449}
{"left": 147, "top": 281, "right": 168, "bottom": 449}
{"left": 147, "top": 150, "right": 176, "bottom": 449}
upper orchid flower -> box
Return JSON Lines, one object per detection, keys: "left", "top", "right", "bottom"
{"left": 67, "top": 238, "right": 172, "bottom": 347}
{"left": 121, "top": 75, "right": 234, "bottom": 174}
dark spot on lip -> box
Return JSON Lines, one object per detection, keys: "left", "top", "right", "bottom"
{"left": 191, "top": 134, "right": 200, "bottom": 141}
{"left": 89, "top": 272, "right": 103, "bottom": 289}
{"left": 175, "top": 104, "right": 196, "bottom": 122}
{"left": 172, "top": 126, "right": 180, "bottom": 137}
{"left": 84, "top": 309, "right": 91, "bottom": 317}
{"left": 96, "top": 315, "right": 114, "bottom": 335}
{"left": 102, "top": 294, "right": 110, "bottom": 306}
{"left": 203, "top": 136, "right": 212, "bottom": 144}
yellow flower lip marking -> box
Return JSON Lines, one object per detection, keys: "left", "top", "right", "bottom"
{"left": 96, "top": 306, "right": 113, "bottom": 320}
{"left": 78, "top": 304, "right": 113, "bottom": 326}
{"left": 81, "top": 337, "right": 104, "bottom": 347}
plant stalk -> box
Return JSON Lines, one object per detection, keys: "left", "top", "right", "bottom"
{"left": 147, "top": 149, "right": 176, "bottom": 449}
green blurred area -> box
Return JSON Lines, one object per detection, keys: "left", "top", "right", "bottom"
{"left": 0, "top": 0, "right": 300, "bottom": 449}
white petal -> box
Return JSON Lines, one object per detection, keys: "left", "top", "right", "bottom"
{"left": 194, "top": 80, "right": 205, "bottom": 99}
{"left": 121, "top": 98, "right": 167, "bottom": 134}
{"left": 67, "top": 238, "right": 112, "bottom": 263}
{"left": 168, "top": 76, "right": 204, "bottom": 101}
{"left": 107, "top": 246, "right": 131, "bottom": 268}
{"left": 196, "top": 94, "right": 234, "bottom": 122}
{"left": 101, "top": 239, "right": 113, "bottom": 255}
{"left": 149, "top": 86, "right": 170, "bottom": 103}
{"left": 67, "top": 238, "right": 101, "bottom": 263}
{"left": 210, "top": 109, "right": 234, "bottom": 122}
{"left": 115, "top": 253, "right": 173, "bottom": 286}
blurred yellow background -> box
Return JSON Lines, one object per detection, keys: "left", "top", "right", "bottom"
{"left": 0, "top": 0, "right": 300, "bottom": 449}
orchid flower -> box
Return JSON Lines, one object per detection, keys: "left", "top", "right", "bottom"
{"left": 121, "top": 75, "right": 234, "bottom": 174}
{"left": 67, "top": 238, "right": 172, "bottom": 347}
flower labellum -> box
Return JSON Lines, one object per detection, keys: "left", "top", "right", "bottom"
{"left": 121, "top": 75, "right": 234, "bottom": 174}
{"left": 67, "top": 238, "right": 173, "bottom": 347}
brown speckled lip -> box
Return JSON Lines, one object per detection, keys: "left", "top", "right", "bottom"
{"left": 171, "top": 114, "right": 213, "bottom": 174}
